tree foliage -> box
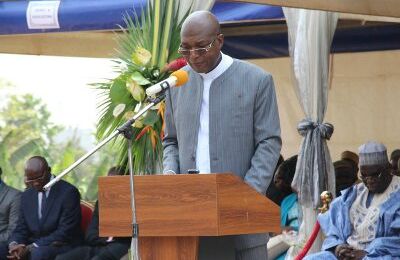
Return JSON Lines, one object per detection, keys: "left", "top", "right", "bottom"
{"left": 0, "top": 93, "right": 60, "bottom": 189}
{"left": 0, "top": 83, "right": 119, "bottom": 201}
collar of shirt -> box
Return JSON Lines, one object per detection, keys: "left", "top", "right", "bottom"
{"left": 42, "top": 174, "right": 55, "bottom": 196}
{"left": 198, "top": 52, "right": 233, "bottom": 81}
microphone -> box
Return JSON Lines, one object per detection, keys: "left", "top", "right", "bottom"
{"left": 145, "top": 70, "right": 188, "bottom": 96}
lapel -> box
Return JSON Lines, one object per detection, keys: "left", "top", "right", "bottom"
{"left": 40, "top": 181, "right": 60, "bottom": 224}
{"left": 28, "top": 188, "right": 40, "bottom": 228}
{"left": 0, "top": 184, "right": 9, "bottom": 206}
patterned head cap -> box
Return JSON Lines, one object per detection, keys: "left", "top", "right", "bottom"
{"left": 358, "top": 141, "right": 388, "bottom": 166}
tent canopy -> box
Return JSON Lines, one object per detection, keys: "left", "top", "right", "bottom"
{"left": 0, "top": 0, "right": 399, "bottom": 58}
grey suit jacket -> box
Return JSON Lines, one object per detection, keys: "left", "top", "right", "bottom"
{"left": 163, "top": 59, "right": 282, "bottom": 250}
{"left": 0, "top": 182, "right": 21, "bottom": 243}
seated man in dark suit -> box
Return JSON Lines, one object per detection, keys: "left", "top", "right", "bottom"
{"left": 55, "top": 166, "right": 130, "bottom": 260}
{"left": 4, "top": 156, "right": 83, "bottom": 260}
{"left": 0, "top": 166, "right": 21, "bottom": 258}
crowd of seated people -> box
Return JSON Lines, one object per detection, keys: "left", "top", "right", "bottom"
{"left": 1, "top": 142, "right": 399, "bottom": 260}
{"left": 267, "top": 142, "right": 400, "bottom": 260}
{"left": 0, "top": 156, "right": 130, "bottom": 260}
{"left": 267, "top": 152, "right": 360, "bottom": 260}
{"left": 305, "top": 141, "right": 400, "bottom": 260}
{"left": 269, "top": 155, "right": 300, "bottom": 260}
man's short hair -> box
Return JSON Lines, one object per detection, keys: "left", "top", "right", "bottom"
{"left": 278, "top": 155, "right": 298, "bottom": 185}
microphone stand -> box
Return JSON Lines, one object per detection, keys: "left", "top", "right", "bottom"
{"left": 44, "top": 93, "right": 167, "bottom": 260}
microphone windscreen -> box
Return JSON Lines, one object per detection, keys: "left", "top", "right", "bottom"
{"left": 171, "top": 70, "right": 189, "bottom": 86}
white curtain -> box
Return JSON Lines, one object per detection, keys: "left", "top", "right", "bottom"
{"left": 283, "top": 8, "right": 338, "bottom": 258}
{"left": 178, "top": 0, "right": 216, "bottom": 21}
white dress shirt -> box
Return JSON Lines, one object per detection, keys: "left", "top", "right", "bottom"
{"left": 196, "top": 53, "right": 233, "bottom": 174}
{"left": 38, "top": 175, "right": 54, "bottom": 219}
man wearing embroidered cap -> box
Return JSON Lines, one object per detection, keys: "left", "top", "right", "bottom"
{"left": 305, "top": 141, "right": 400, "bottom": 260}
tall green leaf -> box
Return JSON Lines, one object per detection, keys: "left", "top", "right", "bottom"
{"left": 94, "top": 0, "right": 190, "bottom": 175}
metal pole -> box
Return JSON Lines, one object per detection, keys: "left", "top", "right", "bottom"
{"left": 127, "top": 138, "right": 140, "bottom": 260}
{"left": 43, "top": 130, "right": 119, "bottom": 190}
{"left": 43, "top": 97, "right": 163, "bottom": 191}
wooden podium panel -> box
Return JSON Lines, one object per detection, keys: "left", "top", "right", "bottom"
{"left": 139, "top": 237, "right": 198, "bottom": 260}
{"left": 98, "top": 174, "right": 219, "bottom": 237}
{"left": 216, "top": 174, "right": 281, "bottom": 235}
{"left": 98, "top": 173, "right": 280, "bottom": 237}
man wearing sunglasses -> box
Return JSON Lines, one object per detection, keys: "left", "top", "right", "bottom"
{"left": 163, "top": 10, "right": 281, "bottom": 260}
{"left": 4, "top": 156, "right": 83, "bottom": 260}
{"left": 305, "top": 141, "right": 400, "bottom": 260}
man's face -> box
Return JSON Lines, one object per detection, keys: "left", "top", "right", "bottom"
{"left": 360, "top": 164, "right": 392, "bottom": 194}
{"left": 335, "top": 168, "right": 357, "bottom": 194}
{"left": 25, "top": 167, "right": 49, "bottom": 192}
{"left": 179, "top": 33, "right": 223, "bottom": 73}
{"left": 273, "top": 166, "right": 292, "bottom": 194}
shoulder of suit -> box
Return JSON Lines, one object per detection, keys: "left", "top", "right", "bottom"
{"left": 8, "top": 186, "right": 21, "bottom": 195}
{"left": 21, "top": 187, "right": 35, "bottom": 199}
{"left": 2, "top": 184, "right": 21, "bottom": 196}
{"left": 58, "top": 179, "right": 79, "bottom": 192}
{"left": 179, "top": 60, "right": 273, "bottom": 89}
{"left": 181, "top": 60, "right": 272, "bottom": 79}
{"left": 231, "top": 59, "right": 272, "bottom": 80}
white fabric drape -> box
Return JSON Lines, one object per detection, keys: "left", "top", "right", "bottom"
{"left": 178, "top": 0, "right": 216, "bottom": 21}
{"left": 283, "top": 8, "right": 338, "bottom": 257}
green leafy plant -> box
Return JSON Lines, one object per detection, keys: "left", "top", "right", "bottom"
{"left": 95, "top": 0, "right": 189, "bottom": 174}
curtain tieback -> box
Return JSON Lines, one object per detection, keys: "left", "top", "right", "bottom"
{"left": 297, "top": 119, "right": 334, "bottom": 140}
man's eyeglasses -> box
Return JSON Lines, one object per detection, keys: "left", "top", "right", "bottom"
{"left": 360, "top": 168, "right": 386, "bottom": 181}
{"left": 25, "top": 171, "right": 47, "bottom": 184}
{"left": 178, "top": 36, "right": 219, "bottom": 57}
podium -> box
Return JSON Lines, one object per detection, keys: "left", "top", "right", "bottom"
{"left": 98, "top": 173, "right": 280, "bottom": 260}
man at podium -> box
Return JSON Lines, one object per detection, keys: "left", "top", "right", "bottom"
{"left": 162, "top": 10, "right": 282, "bottom": 260}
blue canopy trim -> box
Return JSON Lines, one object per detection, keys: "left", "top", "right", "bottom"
{"left": 222, "top": 24, "right": 400, "bottom": 59}
{"left": 0, "top": 0, "right": 145, "bottom": 35}
{"left": 212, "top": 2, "right": 284, "bottom": 22}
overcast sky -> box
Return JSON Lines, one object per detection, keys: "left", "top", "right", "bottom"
{"left": 0, "top": 54, "right": 117, "bottom": 130}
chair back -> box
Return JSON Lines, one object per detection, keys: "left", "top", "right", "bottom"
{"left": 80, "top": 200, "right": 94, "bottom": 233}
